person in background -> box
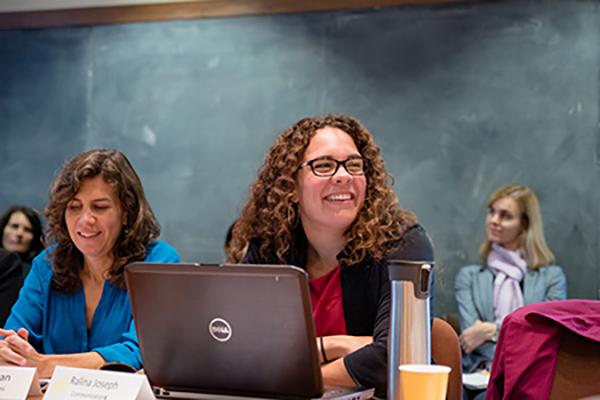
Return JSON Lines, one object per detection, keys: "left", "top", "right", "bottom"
{"left": 224, "top": 221, "right": 237, "bottom": 259}
{"left": 227, "top": 114, "right": 433, "bottom": 398}
{"left": 0, "top": 206, "right": 44, "bottom": 326}
{"left": 0, "top": 149, "right": 180, "bottom": 377}
{"left": 0, "top": 205, "right": 44, "bottom": 277}
{"left": 455, "top": 184, "right": 566, "bottom": 397}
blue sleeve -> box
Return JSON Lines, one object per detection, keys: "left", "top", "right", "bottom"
{"left": 544, "top": 266, "right": 567, "bottom": 301}
{"left": 145, "top": 240, "right": 180, "bottom": 263}
{"left": 91, "top": 240, "right": 180, "bottom": 368}
{"left": 2, "top": 251, "right": 51, "bottom": 352}
{"left": 455, "top": 266, "right": 482, "bottom": 332}
{"left": 93, "top": 320, "right": 142, "bottom": 369}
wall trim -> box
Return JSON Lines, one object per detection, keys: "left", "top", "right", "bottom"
{"left": 0, "top": 0, "right": 471, "bottom": 30}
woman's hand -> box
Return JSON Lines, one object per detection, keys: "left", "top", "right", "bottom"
{"left": 0, "top": 328, "right": 49, "bottom": 376}
{"left": 459, "top": 320, "right": 497, "bottom": 354}
{"left": 318, "top": 335, "right": 372, "bottom": 364}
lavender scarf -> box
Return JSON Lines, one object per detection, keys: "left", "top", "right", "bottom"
{"left": 487, "top": 243, "right": 527, "bottom": 323}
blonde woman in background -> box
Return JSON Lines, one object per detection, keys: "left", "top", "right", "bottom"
{"left": 455, "top": 184, "right": 566, "bottom": 375}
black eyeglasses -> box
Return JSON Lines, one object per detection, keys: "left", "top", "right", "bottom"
{"left": 298, "top": 156, "right": 367, "bottom": 177}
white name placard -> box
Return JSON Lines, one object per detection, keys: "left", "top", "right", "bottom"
{"left": 0, "top": 366, "right": 39, "bottom": 400}
{"left": 44, "top": 366, "right": 155, "bottom": 400}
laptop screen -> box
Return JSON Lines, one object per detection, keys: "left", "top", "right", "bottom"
{"left": 125, "top": 263, "right": 323, "bottom": 399}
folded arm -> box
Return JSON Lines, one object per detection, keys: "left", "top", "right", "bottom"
{"left": 318, "top": 335, "right": 372, "bottom": 388}
{"left": 459, "top": 320, "right": 498, "bottom": 354}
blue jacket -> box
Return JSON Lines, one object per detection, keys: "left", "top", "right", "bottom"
{"left": 3, "top": 240, "right": 180, "bottom": 369}
{"left": 455, "top": 264, "right": 566, "bottom": 372}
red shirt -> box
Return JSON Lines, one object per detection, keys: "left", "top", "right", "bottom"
{"left": 309, "top": 266, "right": 347, "bottom": 337}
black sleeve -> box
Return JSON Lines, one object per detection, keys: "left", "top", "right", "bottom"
{"left": 0, "top": 249, "right": 24, "bottom": 327}
{"left": 343, "top": 225, "right": 434, "bottom": 398}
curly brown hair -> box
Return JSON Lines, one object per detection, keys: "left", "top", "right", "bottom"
{"left": 45, "top": 149, "right": 160, "bottom": 292}
{"left": 227, "top": 114, "right": 417, "bottom": 267}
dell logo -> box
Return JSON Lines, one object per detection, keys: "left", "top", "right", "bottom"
{"left": 208, "top": 318, "right": 232, "bottom": 342}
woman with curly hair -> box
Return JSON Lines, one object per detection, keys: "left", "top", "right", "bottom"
{"left": 228, "top": 114, "right": 433, "bottom": 397}
{"left": 0, "top": 149, "right": 179, "bottom": 377}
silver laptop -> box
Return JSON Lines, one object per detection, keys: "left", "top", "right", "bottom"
{"left": 125, "top": 263, "right": 374, "bottom": 400}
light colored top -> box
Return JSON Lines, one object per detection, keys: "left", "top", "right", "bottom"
{"left": 455, "top": 263, "right": 566, "bottom": 372}
{"left": 455, "top": 264, "right": 567, "bottom": 332}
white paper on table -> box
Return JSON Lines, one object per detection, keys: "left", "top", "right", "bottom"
{"left": 44, "top": 366, "right": 155, "bottom": 400}
{"left": 0, "top": 366, "right": 40, "bottom": 400}
{"left": 462, "top": 370, "right": 490, "bottom": 390}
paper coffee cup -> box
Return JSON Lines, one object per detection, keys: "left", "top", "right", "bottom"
{"left": 399, "top": 364, "right": 451, "bottom": 400}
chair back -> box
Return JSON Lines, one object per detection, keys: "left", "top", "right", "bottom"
{"left": 549, "top": 329, "right": 600, "bottom": 400}
{"left": 432, "top": 317, "right": 463, "bottom": 400}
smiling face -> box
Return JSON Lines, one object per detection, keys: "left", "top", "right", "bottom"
{"left": 65, "top": 176, "right": 125, "bottom": 268}
{"left": 2, "top": 211, "right": 34, "bottom": 254}
{"left": 486, "top": 196, "right": 524, "bottom": 251}
{"left": 295, "top": 126, "right": 367, "bottom": 234}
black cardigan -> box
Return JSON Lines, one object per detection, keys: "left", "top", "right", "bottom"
{"left": 0, "top": 248, "right": 24, "bottom": 327}
{"left": 242, "top": 225, "right": 434, "bottom": 398}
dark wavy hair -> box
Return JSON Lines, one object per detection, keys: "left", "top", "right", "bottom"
{"left": 227, "top": 114, "right": 417, "bottom": 267}
{"left": 0, "top": 205, "right": 44, "bottom": 263}
{"left": 45, "top": 149, "right": 160, "bottom": 292}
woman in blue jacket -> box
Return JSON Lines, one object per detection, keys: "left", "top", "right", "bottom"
{"left": 455, "top": 183, "right": 566, "bottom": 373}
{"left": 0, "top": 149, "right": 179, "bottom": 377}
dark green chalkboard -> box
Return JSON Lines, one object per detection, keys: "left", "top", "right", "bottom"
{"left": 1, "top": 0, "right": 599, "bottom": 315}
